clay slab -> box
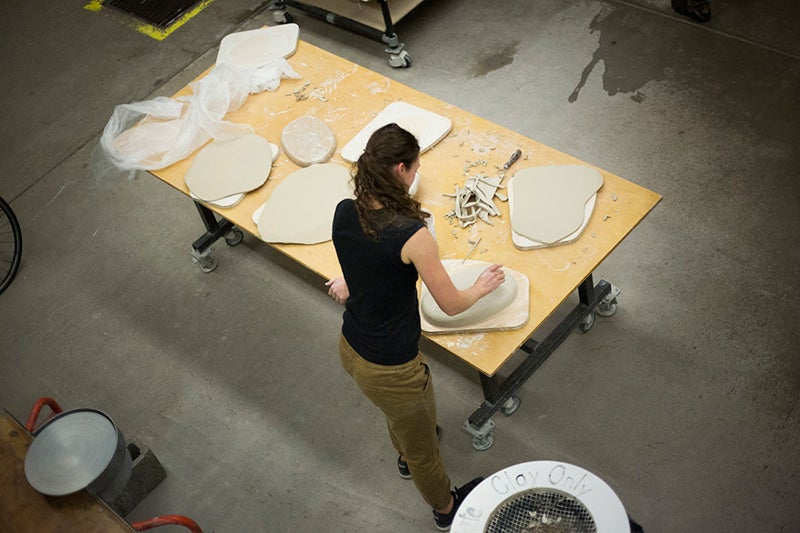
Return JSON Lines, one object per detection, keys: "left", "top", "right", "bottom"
{"left": 508, "top": 178, "right": 597, "bottom": 249}
{"left": 510, "top": 165, "right": 603, "bottom": 244}
{"left": 256, "top": 163, "right": 354, "bottom": 244}
{"left": 184, "top": 134, "right": 273, "bottom": 202}
{"left": 190, "top": 143, "right": 279, "bottom": 208}
{"left": 341, "top": 102, "right": 451, "bottom": 163}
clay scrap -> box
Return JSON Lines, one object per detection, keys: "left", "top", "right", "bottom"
{"left": 444, "top": 173, "right": 506, "bottom": 228}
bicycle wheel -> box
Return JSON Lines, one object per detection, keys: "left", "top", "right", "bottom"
{"left": 0, "top": 196, "right": 22, "bottom": 295}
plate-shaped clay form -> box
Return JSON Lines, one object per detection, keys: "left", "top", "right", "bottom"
{"left": 184, "top": 134, "right": 273, "bottom": 202}
{"left": 216, "top": 24, "right": 300, "bottom": 68}
{"left": 256, "top": 163, "right": 354, "bottom": 244}
{"left": 341, "top": 102, "right": 452, "bottom": 163}
{"left": 281, "top": 116, "right": 336, "bottom": 167}
{"left": 510, "top": 165, "right": 603, "bottom": 244}
{"left": 421, "top": 263, "right": 518, "bottom": 328}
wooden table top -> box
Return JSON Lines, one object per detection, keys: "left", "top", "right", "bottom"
{"left": 0, "top": 411, "right": 134, "bottom": 532}
{"left": 151, "top": 40, "right": 661, "bottom": 376}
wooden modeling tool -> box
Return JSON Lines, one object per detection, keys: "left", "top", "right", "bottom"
{"left": 463, "top": 237, "right": 482, "bottom": 263}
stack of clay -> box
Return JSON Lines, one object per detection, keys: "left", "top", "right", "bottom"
{"left": 445, "top": 173, "right": 507, "bottom": 228}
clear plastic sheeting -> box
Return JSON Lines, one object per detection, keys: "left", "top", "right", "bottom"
{"left": 94, "top": 25, "right": 301, "bottom": 181}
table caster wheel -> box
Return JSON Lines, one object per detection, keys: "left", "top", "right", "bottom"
{"left": 195, "top": 256, "right": 217, "bottom": 273}
{"left": 271, "top": 10, "right": 293, "bottom": 24}
{"left": 597, "top": 298, "right": 617, "bottom": 317}
{"left": 597, "top": 284, "right": 621, "bottom": 317}
{"left": 388, "top": 50, "right": 411, "bottom": 68}
{"left": 500, "top": 396, "right": 521, "bottom": 416}
{"left": 471, "top": 432, "right": 494, "bottom": 451}
{"left": 463, "top": 419, "right": 495, "bottom": 451}
{"left": 190, "top": 247, "right": 217, "bottom": 273}
{"left": 225, "top": 228, "right": 243, "bottom": 246}
{"left": 579, "top": 311, "right": 595, "bottom": 333}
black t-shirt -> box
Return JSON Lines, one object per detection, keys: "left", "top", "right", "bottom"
{"left": 332, "top": 199, "right": 425, "bottom": 365}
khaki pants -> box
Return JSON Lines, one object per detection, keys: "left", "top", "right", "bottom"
{"left": 339, "top": 335, "right": 451, "bottom": 510}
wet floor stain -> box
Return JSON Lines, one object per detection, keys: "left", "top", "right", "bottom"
{"left": 470, "top": 40, "right": 520, "bottom": 77}
{"left": 569, "top": 7, "right": 670, "bottom": 103}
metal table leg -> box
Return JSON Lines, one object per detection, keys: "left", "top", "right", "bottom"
{"left": 189, "top": 202, "right": 243, "bottom": 273}
{"left": 463, "top": 274, "right": 619, "bottom": 450}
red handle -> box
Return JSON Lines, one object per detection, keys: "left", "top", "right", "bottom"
{"left": 25, "top": 397, "right": 63, "bottom": 433}
{"left": 131, "top": 515, "right": 203, "bottom": 532}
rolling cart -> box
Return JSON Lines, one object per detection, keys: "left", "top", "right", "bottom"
{"left": 269, "top": 0, "right": 421, "bottom": 67}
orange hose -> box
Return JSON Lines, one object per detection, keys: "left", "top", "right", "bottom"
{"left": 25, "top": 397, "right": 63, "bottom": 433}
{"left": 131, "top": 515, "right": 203, "bottom": 532}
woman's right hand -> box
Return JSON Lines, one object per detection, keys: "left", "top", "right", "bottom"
{"left": 325, "top": 276, "right": 350, "bottom": 304}
{"left": 473, "top": 264, "right": 505, "bottom": 297}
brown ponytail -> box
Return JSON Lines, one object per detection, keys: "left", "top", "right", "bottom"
{"left": 352, "top": 123, "right": 427, "bottom": 238}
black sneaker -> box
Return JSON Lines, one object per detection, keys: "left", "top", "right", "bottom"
{"left": 432, "top": 477, "right": 484, "bottom": 531}
{"left": 397, "top": 426, "right": 442, "bottom": 479}
{"left": 397, "top": 456, "right": 412, "bottom": 479}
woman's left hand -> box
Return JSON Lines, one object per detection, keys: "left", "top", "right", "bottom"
{"left": 325, "top": 277, "right": 350, "bottom": 304}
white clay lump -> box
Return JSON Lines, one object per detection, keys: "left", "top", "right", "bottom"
{"left": 421, "top": 264, "right": 518, "bottom": 328}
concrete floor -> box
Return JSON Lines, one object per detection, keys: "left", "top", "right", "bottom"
{"left": 1, "top": 0, "right": 798, "bottom": 531}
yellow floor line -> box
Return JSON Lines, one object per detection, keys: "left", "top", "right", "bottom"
{"left": 83, "top": 0, "right": 217, "bottom": 41}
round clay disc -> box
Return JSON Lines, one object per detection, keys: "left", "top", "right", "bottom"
{"left": 281, "top": 115, "right": 336, "bottom": 167}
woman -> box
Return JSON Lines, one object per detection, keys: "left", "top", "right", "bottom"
{"left": 326, "top": 123, "right": 505, "bottom": 530}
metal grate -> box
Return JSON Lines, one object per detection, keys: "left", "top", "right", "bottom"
{"left": 104, "top": 0, "right": 203, "bottom": 29}
{"left": 485, "top": 488, "right": 597, "bottom": 533}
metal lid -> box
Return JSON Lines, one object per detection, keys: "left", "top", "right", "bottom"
{"left": 24, "top": 409, "right": 119, "bottom": 496}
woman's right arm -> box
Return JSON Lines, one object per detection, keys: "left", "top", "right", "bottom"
{"left": 401, "top": 227, "right": 505, "bottom": 316}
